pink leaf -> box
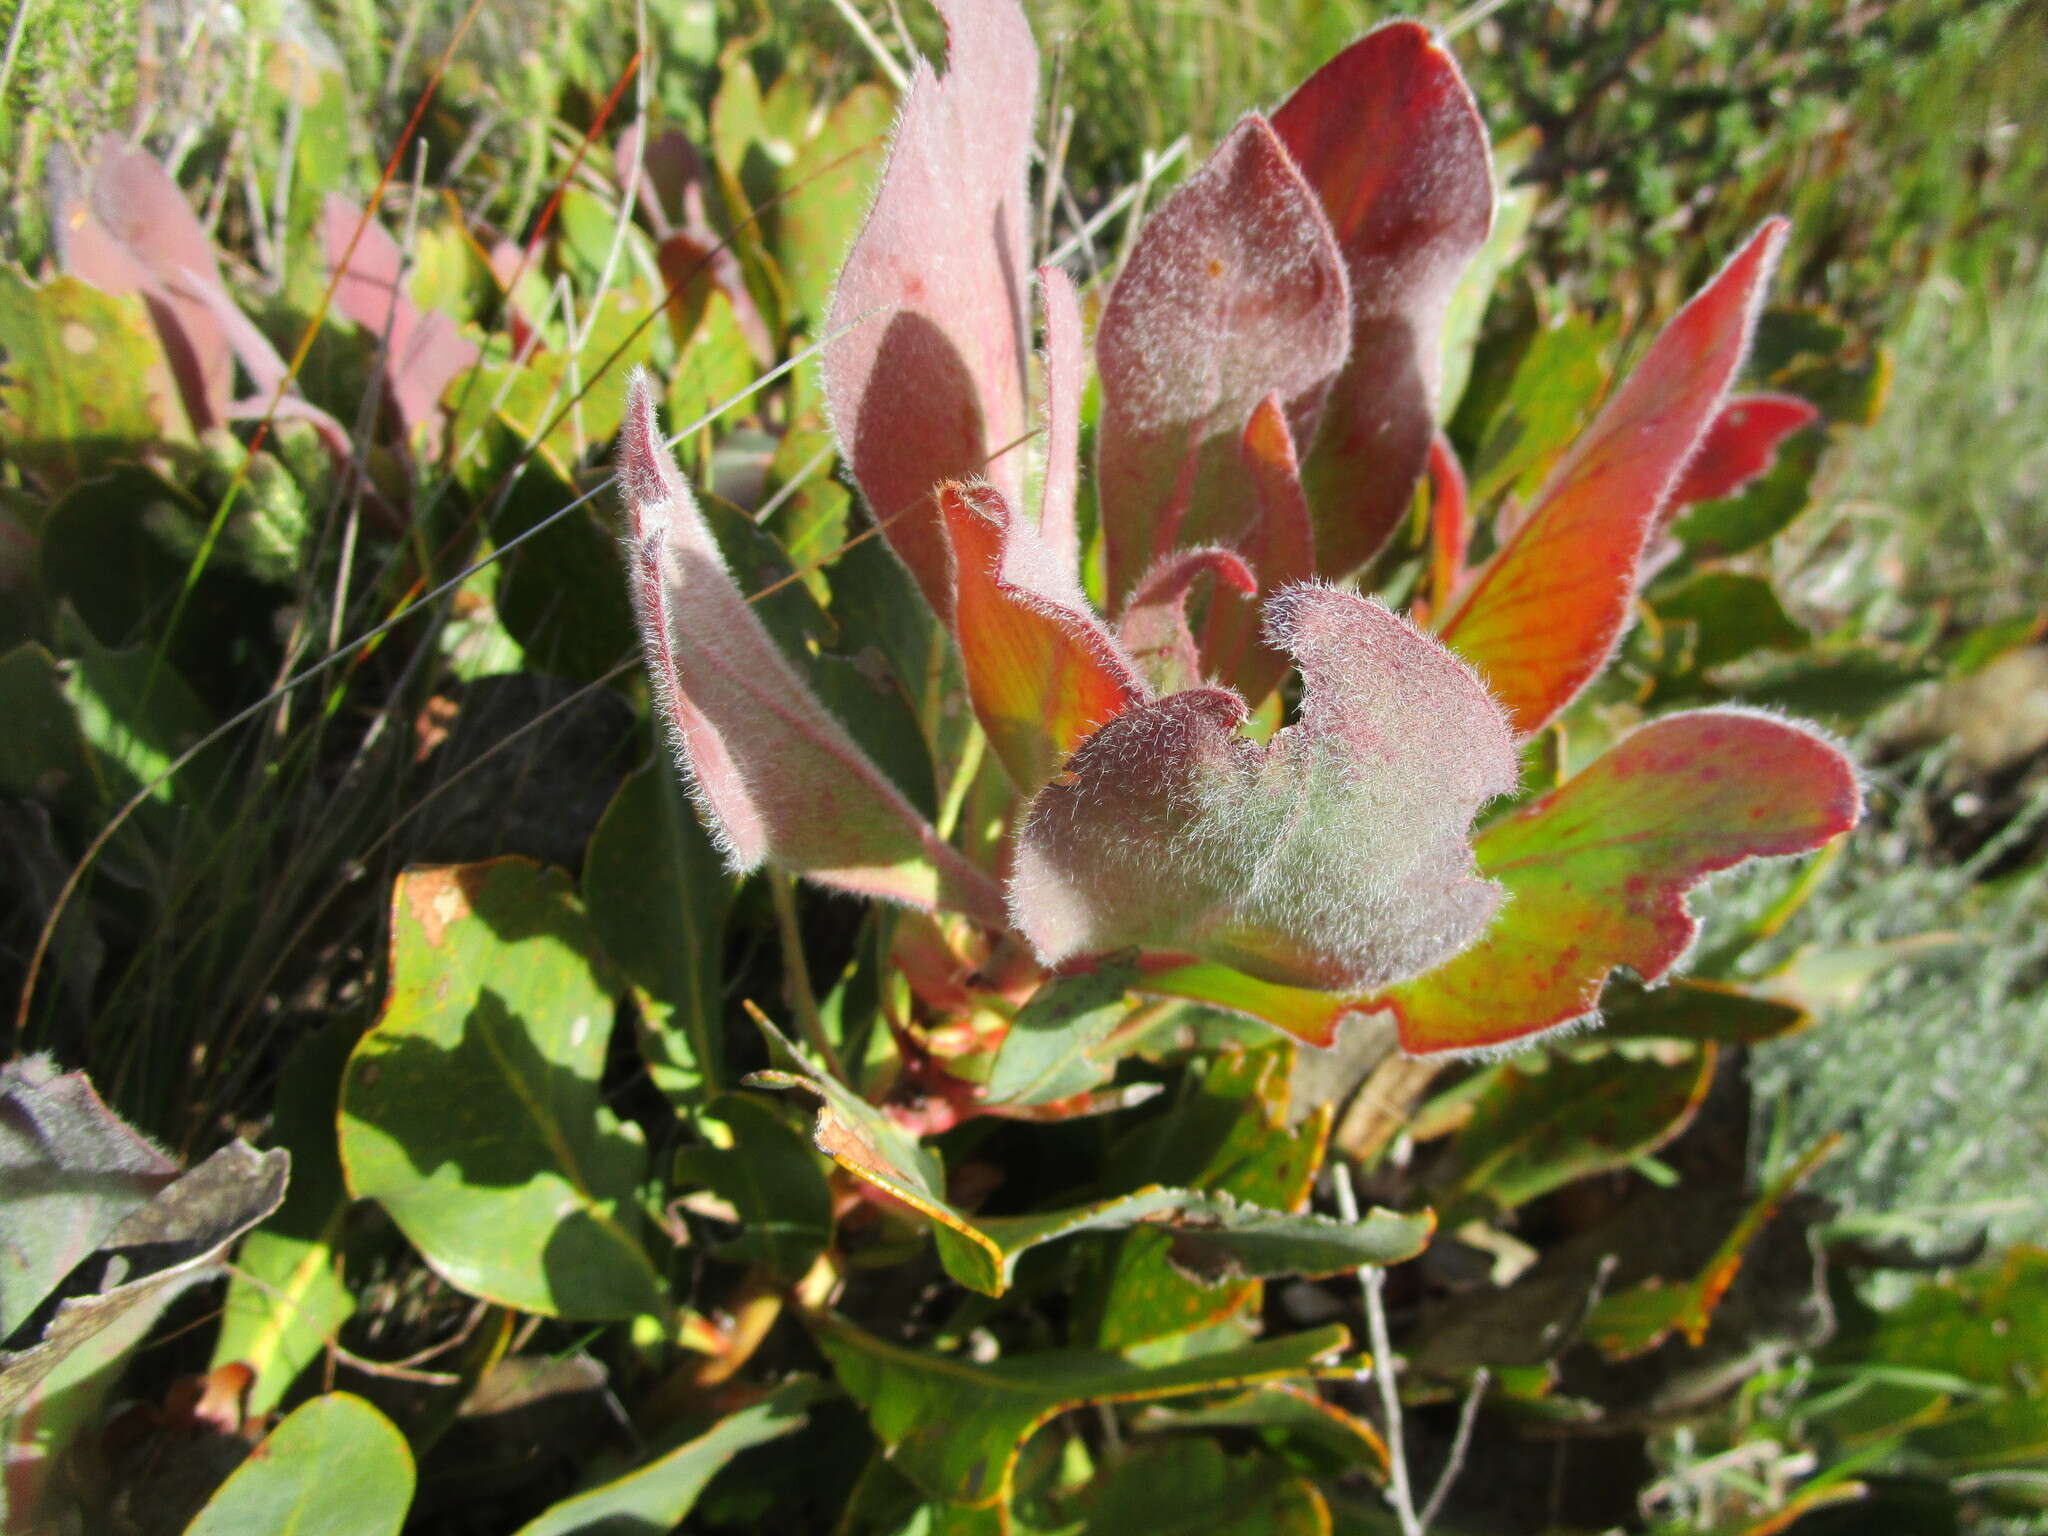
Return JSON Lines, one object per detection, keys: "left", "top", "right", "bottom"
{"left": 1440, "top": 220, "right": 1788, "bottom": 735}
{"left": 1009, "top": 585, "right": 1518, "bottom": 990}
{"left": 823, "top": 0, "right": 1038, "bottom": 622}
{"left": 937, "top": 480, "right": 1149, "bottom": 794}
{"left": 1036, "top": 264, "right": 1085, "bottom": 583}
{"left": 1273, "top": 22, "right": 1495, "bottom": 577}
{"left": 1199, "top": 393, "right": 1317, "bottom": 703}
{"left": 1375, "top": 708, "right": 1861, "bottom": 1056}
{"left": 51, "top": 139, "right": 234, "bottom": 432}
{"left": 619, "top": 373, "right": 1008, "bottom": 925}
{"left": 1665, "top": 392, "right": 1820, "bottom": 514}
{"left": 322, "top": 194, "right": 481, "bottom": 454}
{"left": 1117, "top": 546, "right": 1257, "bottom": 695}
{"left": 1095, "top": 115, "right": 1350, "bottom": 606}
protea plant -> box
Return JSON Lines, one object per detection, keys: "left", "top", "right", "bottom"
{"left": 616, "top": 0, "right": 1859, "bottom": 1119}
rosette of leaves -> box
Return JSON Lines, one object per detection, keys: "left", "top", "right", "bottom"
{"left": 618, "top": 0, "right": 1861, "bottom": 1077}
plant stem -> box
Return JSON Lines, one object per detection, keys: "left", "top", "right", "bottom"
{"left": 769, "top": 870, "right": 845, "bottom": 1081}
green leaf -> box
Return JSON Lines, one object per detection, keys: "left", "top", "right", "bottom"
{"left": 1672, "top": 425, "right": 1824, "bottom": 559}
{"left": 0, "top": 645, "right": 103, "bottom": 816}
{"left": 0, "top": 271, "right": 172, "bottom": 489}
{"left": 1737, "top": 646, "right": 1938, "bottom": 724}
{"left": 585, "top": 765, "right": 731, "bottom": 1102}
{"left": 1133, "top": 1380, "right": 1388, "bottom": 1480}
{"left": 1594, "top": 978, "right": 1809, "bottom": 1046}
{"left": 211, "top": 1024, "right": 357, "bottom": 1415}
{"left": 813, "top": 1310, "right": 1352, "bottom": 1507}
{"left": 182, "top": 1393, "right": 414, "bottom": 1536}
{"left": 778, "top": 84, "right": 894, "bottom": 327}
{"left": 1652, "top": 571, "right": 1810, "bottom": 672}
{"left": 489, "top": 456, "right": 639, "bottom": 683}
{"left": 339, "top": 859, "right": 665, "bottom": 1321}
{"left": 512, "top": 1378, "right": 822, "bottom": 1536}
{"left": 1466, "top": 309, "right": 1619, "bottom": 509}
{"left": 677, "top": 1094, "right": 833, "bottom": 1281}
{"left": 984, "top": 963, "right": 1141, "bottom": 1107}
{"left": 1429, "top": 1046, "right": 1715, "bottom": 1216}
{"left": 1078, "top": 1439, "right": 1329, "bottom": 1535}
{"left": 58, "top": 613, "right": 224, "bottom": 810}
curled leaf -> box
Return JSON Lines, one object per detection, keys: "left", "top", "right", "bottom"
{"left": 619, "top": 376, "right": 1006, "bottom": 923}
{"left": 1376, "top": 708, "right": 1861, "bottom": 1055}
{"left": 938, "top": 480, "right": 1149, "bottom": 793}
{"left": 1096, "top": 115, "right": 1349, "bottom": 605}
{"left": 823, "top": 0, "right": 1038, "bottom": 618}
{"left": 1010, "top": 585, "right": 1518, "bottom": 991}
{"left": 1201, "top": 394, "right": 1317, "bottom": 702}
{"left": 1117, "top": 546, "right": 1258, "bottom": 696}
{"left": 1440, "top": 221, "right": 1788, "bottom": 734}
{"left": 1273, "top": 22, "right": 1496, "bottom": 577}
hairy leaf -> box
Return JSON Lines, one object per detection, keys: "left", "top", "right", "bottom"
{"left": 618, "top": 377, "right": 1006, "bottom": 922}
{"left": 1036, "top": 264, "right": 1086, "bottom": 580}
{"left": 812, "top": 1311, "right": 1351, "bottom": 1507}
{"left": 1374, "top": 709, "right": 1861, "bottom": 1055}
{"left": 1441, "top": 221, "right": 1788, "bottom": 733}
{"left": 1011, "top": 585, "right": 1518, "bottom": 990}
{"left": 823, "top": 0, "right": 1037, "bottom": 618}
{"left": 1665, "top": 392, "right": 1820, "bottom": 513}
{"left": 1096, "top": 115, "right": 1349, "bottom": 605}
{"left": 937, "top": 480, "right": 1148, "bottom": 793}
{"left": 1200, "top": 395, "right": 1317, "bottom": 702}
{"left": 1273, "top": 22, "right": 1495, "bottom": 576}
{"left": 1117, "top": 546, "right": 1257, "bottom": 697}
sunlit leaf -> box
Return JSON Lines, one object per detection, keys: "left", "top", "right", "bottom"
{"left": 1116, "top": 546, "right": 1257, "bottom": 697}
{"left": 0, "top": 272, "right": 168, "bottom": 487}
{"left": 1273, "top": 22, "right": 1495, "bottom": 576}
{"left": 1036, "top": 263, "right": 1085, "bottom": 580}
{"left": 1441, "top": 221, "right": 1788, "bottom": 734}
{"left": 183, "top": 1393, "right": 414, "bottom": 1536}
{"left": 1664, "top": 392, "right": 1819, "bottom": 514}
{"left": 1374, "top": 708, "right": 1860, "bottom": 1055}
{"left": 1096, "top": 115, "right": 1348, "bottom": 606}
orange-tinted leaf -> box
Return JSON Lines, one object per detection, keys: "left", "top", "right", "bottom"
{"left": 823, "top": 0, "right": 1037, "bottom": 620}
{"left": 322, "top": 194, "right": 480, "bottom": 453}
{"left": 1095, "top": 116, "right": 1349, "bottom": 606}
{"left": 937, "top": 480, "right": 1148, "bottom": 793}
{"left": 1010, "top": 586, "right": 1517, "bottom": 990}
{"left": 1374, "top": 708, "right": 1860, "bottom": 1055}
{"left": 1118, "top": 546, "right": 1257, "bottom": 695}
{"left": 618, "top": 376, "right": 1006, "bottom": 923}
{"left": 1037, "top": 263, "right": 1085, "bottom": 581}
{"left": 1273, "top": 22, "right": 1495, "bottom": 577}
{"left": 1424, "top": 431, "right": 1470, "bottom": 619}
{"left": 1440, "top": 221, "right": 1788, "bottom": 734}
{"left": 1664, "top": 391, "right": 1820, "bottom": 515}
{"left": 1199, "top": 394, "right": 1317, "bottom": 704}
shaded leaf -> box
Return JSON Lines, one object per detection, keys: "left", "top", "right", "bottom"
{"left": 1373, "top": 709, "right": 1860, "bottom": 1055}
{"left": 1652, "top": 571, "right": 1810, "bottom": 673}
{"left": 1201, "top": 394, "right": 1317, "bottom": 702}
{"left": 812, "top": 1310, "right": 1351, "bottom": 1507}
{"left": 984, "top": 962, "right": 1143, "bottom": 1107}
{"left": 182, "top": 1392, "right": 414, "bottom": 1536}
{"left": 1134, "top": 1380, "right": 1389, "bottom": 1481}
{"left": 1593, "top": 978, "right": 1808, "bottom": 1046}
{"left": 1116, "top": 546, "right": 1257, "bottom": 697}
{"left": 1429, "top": 1045, "right": 1716, "bottom": 1216}
{"left": 1672, "top": 415, "right": 1826, "bottom": 560}
{"left": 1096, "top": 115, "right": 1348, "bottom": 606}
{"left": 338, "top": 860, "right": 666, "bottom": 1321}
{"left": 1012, "top": 586, "right": 1517, "bottom": 990}
{"left": 617, "top": 376, "right": 1006, "bottom": 923}
{"left": 1462, "top": 308, "right": 1620, "bottom": 512}
{"left": 1442, "top": 221, "right": 1788, "bottom": 734}
{"left": 678, "top": 1095, "right": 833, "bottom": 1281}
{"left": 823, "top": 0, "right": 1038, "bottom": 616}
{"left": 512, "top": 1378, "right": 822, "bottom": 1536}
{"left": 1078, "top": 1439, "right": 1329, "bottom": 1535}
{"left": 1273, "top": 22, "right": 1495, "bottom": 576}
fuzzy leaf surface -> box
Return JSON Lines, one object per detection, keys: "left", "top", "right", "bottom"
{"left": 1036, "top": 264, "right": 1086, "bottom": 579}
{"left": 1441, "top": 221, "right": 1788, "bottom": 733}
{"left": 1096, "top": 116, "right": 1349, "bottom": 605}
{"left": 1374, "top": 709, "right": 1861, "bottom": 1055}
{"left": 1117, "top": 547, "right": 1258, "bottom": 698}
{"left": 1665, "top": 392, "right": 1820, "bottom": 513}
{"left": 822, "top": 0, "right": 1037, "bottom": 617}
{"left": 812, "top": 1311, "right": 1351, "bottom": 1507}
{"left": 1011, "top": 585, "right": 1518, "bottom": 990}
{"left": 618, "top": 378, "right": 1005, "bottom": 922}
{"left": 1200, "top": 396, "right": 1317, "bottom": 701}
{"left": 1273, "top": 22, "right": 1495, "bottom": 576}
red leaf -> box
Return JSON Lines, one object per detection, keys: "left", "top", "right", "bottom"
{"left": 1117, "top": 546, "right": 1258, "bottom": 695}
{"left": 1273, "top": 22, "right": 1495, "bottom": 578}
{"left": 1423, "top": 431, "right": 1470, "bottom": 619}
{"left": 619, "top": 374, "right": 1008, "bottom": 925}
{"left": 51, "top": 139, "right": 234, "bottom": 433}
{"left": 937, "top": 481, "right": 1148, "bottom": 793}
{"left": 321, "top": 194, "right": 481, "bottom": 454}
{"left": 823, "top": 0, "right": 1038, "bottom": 621}
{"left": 1009, "top": 586, "right": 1517, "bottom": 990}
{"left": 1665, "top": 392, "right": 1820, "bottom": 514}
{"left": 1374, "top": 708, "right": 1861, "bottom": 1056}
{"left": 1036, "top": 264, "right": 1085, "bottom": 583}
{"left": 1439, "top": 220, "right": 1788, "bottom": 734}
{"left": 1095, "top": 115, "right": 1349, "bottom": 606}
{"left": 1198, "top": 394, "right": 1317, "bottom": 704}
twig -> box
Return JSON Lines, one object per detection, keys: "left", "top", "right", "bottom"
{"left": 822, "top": 0, "right": 910, "bottom": 92}
{"left": 1419, "top": 1367, "right": 1491, "bottom": 1531}
{"left": 1334, "top": 1163, "right": 1421, "bottom": 1536}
